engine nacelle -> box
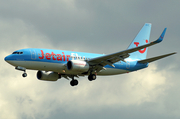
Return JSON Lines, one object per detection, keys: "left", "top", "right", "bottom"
{"left": 67, "top": 60, "right": 89, "bottom": 72}
{"left": 37, "top": 71, "right": 59, "bottom": 81}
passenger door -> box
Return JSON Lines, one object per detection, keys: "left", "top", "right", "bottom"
{"left": 30, "top": 50, "right": 36, "bottom": 60}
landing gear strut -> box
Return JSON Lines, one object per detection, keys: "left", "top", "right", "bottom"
{"left": 15, "top": 66, "right": 27, "bottom": 78}
{"left": 70, "top": 76, "right": 78, "bottom": 86}
{"left": 88, "top": 74, "right": 96, "bottom": 81}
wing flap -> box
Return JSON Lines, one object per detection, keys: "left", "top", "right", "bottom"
{"left": 138, "top": 52, "right": 176, "bottom": 64}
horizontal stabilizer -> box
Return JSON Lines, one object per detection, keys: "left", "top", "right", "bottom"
{"left": 138, "top": 52, "right": 176, "bottom": 64}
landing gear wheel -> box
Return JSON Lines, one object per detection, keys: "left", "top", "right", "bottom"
{"left": 70, "top": 79, "right": 78, "bottom": 86}
{"left": 22, "top": 73, "right": 27, "bottom": 77}
{"left": 88, "top": 75, "right": 92, "bottom": 81}
{"left": 88, "top": 74, "right": 96, "bottom": 81}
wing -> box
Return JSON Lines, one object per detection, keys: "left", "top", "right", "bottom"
{"left": 87, "top": 28, "right": 167, "bottom": 72}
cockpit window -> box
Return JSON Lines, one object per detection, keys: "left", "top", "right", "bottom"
{"left": 12, "top": 52, "right": 17, "bottom": 54}
{"left": 12, "top": 52, "right": 23, "bottom": 54}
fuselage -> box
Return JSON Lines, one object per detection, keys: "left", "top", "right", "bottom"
{"left": 4, "top": 48, "right": 148, "bottom": 76}
{"left": 4, "top": 24, "right": 175, "bottom": 87}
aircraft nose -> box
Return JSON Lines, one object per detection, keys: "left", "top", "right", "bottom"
{"left": 4, "top": 55, "right": 13, "bottom": 63}
{"left": 4, "top": 55, "right": 9, "bottom": 62}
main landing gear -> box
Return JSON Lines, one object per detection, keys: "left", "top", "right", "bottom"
{"left": 15, "top": 66, "right": 27, "bottom": 77}
{"left": 70, "top": 74, "right": 96, "bottom": 86}
{"left": 70, "top": 76, "right": 78, "bottom": 86}
{"left": 88, "top": 74, "right": 96, "bottom": 81}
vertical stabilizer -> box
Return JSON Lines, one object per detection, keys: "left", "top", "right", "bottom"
{"left": 127, "top": 23, "right": 151, "bottom": 60}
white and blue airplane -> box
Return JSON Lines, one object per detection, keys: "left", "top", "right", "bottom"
{"left": 4, "top": 23, "right": 176, "bottom": 86}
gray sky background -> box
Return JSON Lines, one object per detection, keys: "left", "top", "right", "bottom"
{"left": 0, "top": 0, "right": 179, "bottom": 119}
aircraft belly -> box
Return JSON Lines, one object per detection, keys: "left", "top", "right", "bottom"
{"left": 8, "top": 60, "right": 130, "bottom": 75}
{"left": 8, "top": 61, "right": 65, "bottom": 72}
{"left": 97, "top": 68, "right": 129, "bottom": 75}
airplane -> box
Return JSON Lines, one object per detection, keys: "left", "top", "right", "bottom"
{"left": 4, "top": 23, "right": 176, "bottom": 86}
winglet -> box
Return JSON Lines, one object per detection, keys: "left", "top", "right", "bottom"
{"left": 155, "top": 28, "right": 167, "bottom": 43}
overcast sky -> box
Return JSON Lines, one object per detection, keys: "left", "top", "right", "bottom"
{"left": 0, "top": 0, "right": 179, "bottom": 119}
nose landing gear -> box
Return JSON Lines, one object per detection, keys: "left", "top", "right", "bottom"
{"left": 15, "top": 66, "right": 27, "bottom": 78}
{"left": 22, "top": 72, "right": 27, "bottom": 77}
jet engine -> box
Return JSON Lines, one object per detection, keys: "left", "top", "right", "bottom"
{"left": 37, "top": 71, "right": 59, "bottom": 81}
{"left": 67, "top": 60, "right": 89, "bottom": 72}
